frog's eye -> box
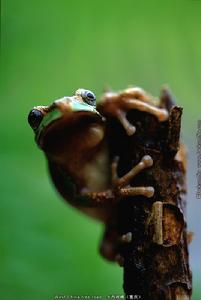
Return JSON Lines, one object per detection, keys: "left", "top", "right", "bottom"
{"left": 81, "top": 90, "right": 96, "bottom": 106}
{"left": 28, "top": 109, "right": 43, "bottom": 130}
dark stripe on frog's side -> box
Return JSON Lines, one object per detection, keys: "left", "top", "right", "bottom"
{"left": 48, "top": 160, "right": 94, "bottom": 207}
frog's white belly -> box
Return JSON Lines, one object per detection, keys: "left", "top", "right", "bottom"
{"left": 78, "top": 144, "right": 112, "bottom": 222}
{"left": 83, "top": 145, "right": 110, "bottom": 192}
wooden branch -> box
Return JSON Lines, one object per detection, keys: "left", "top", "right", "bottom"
{"left": 107, "top": 88, "right": 192, "bottom": 299}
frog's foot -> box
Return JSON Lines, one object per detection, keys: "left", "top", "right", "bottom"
{"left": 112, "top": 155, "right": 155, "bottom": 199}
{"left": 80, "top": 155, "right": 154, "bottom": 206}
{"left": 116, "top": 100, "right": 169, "bottom": 136}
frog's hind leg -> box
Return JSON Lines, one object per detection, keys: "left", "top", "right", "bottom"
{"left": 112, "top": 155, "right": 155, "bottom": 198}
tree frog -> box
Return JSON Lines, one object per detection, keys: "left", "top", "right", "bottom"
{"left": 28, "top": 87, "right": 169, "bottom": 262}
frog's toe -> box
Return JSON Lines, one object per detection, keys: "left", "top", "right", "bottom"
{"left": 141, "top": 155, "right": 153, "bottom": 167}
{"left": 126, "top": 125, "right": 136, "bottom": 136}
{"left": 117, "top": 186, "right": 155, "bottom": 198}
{"left": 144, "top": 186, "right": 155, "bottom": 198}
{"left": 158, "top": 108, "right": 169, "bottom": 121}
{"left": 121, "top": 232, "right": 132, "bottom": 243}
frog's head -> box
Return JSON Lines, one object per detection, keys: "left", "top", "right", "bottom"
{"left": 28, "top": 89, "right": 105, "bottom": 163}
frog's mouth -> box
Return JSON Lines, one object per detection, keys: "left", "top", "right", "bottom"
{"left": 36, "top": 107, "right": 105, "bottom": 156}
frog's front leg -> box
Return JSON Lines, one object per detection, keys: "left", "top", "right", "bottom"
{"left": 116, "top": 100, "right": 169, "bottom": 136}
{"left": 99, "top": 89, "right": 169, "bottom": 136}
{"left": 82, "top": 155, "right": 154, "bottom": 206}
{"left": 112, "top": 155, "right": 154, "bottom": 198}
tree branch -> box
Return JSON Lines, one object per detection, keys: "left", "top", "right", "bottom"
{"left": 108, "top": 88, "right": 192, "bottom": 299}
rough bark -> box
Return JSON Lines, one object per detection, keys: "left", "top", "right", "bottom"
{"left": 108, "top": 88, "right": 192, "bottom": 299}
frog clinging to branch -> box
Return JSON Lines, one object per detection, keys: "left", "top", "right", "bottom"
{"left": 28, "top": 87, "right": 169, "bottom": 262}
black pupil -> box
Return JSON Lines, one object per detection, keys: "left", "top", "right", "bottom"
{"left": 28, "top": 109, "right": 43, "bottom": 129}
{"left": 86, "top": 92, "right": 94, "bottom": 100}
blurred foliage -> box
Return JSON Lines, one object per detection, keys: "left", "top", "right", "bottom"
{"left": 1, "top": 1, "right": 201, "bottom": 299}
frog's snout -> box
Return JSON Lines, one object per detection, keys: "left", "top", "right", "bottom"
{"left": 28, "top": 109, "right": 44, "bottom": 130}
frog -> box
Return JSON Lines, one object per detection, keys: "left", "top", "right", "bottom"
{"left": 28, "top": 87, "right": 169, "bottom": 263}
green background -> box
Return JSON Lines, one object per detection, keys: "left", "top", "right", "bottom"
{"left": 1, "top": 1, "right": 201, "bottom": 299}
